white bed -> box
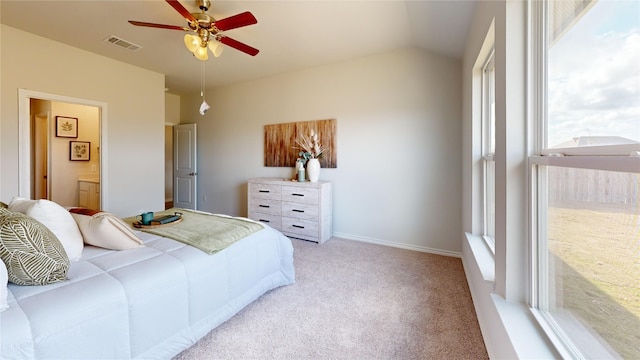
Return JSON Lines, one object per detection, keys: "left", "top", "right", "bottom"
{"left": 1, "top": 225, "right": 295, "bottom": 359}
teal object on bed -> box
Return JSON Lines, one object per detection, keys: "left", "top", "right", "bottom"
{"left": 124, "top": 209, "right": 264, "bottom": 255}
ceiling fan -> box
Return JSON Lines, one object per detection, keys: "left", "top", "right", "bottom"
{"left": 129, "top": 0, "right": 259, "bottom": 60}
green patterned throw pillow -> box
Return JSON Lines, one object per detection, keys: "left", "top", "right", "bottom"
{"left": 0, "top": 207, "right": 69, "bottom": 285}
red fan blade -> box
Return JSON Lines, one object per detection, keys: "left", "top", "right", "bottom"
{"left": 218, "top": 36, "right": 259, "bottom": 56}
{"left": 128, "top": 21, "right": 189, "bottom": 31}
{"left": 166, "top": 0, "right": 197, "bottom": 23}
{"left": 214, "top": 11, "right": 257, "bottom": 31}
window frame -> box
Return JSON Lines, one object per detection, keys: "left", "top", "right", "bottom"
{"left": 481, "top": 49, "right": 496, "bottom": 253}
{"left": 528, "top": 0, "right": 640, "bottom": 358}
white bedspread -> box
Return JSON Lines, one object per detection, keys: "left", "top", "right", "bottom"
{"left": 0, "top": 226, "right": 294, "bottom": 359}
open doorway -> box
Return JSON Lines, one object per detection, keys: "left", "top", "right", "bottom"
{"left": 18, "top": 89, "right": 108, "bottom": 209}
{"left": 31, "top": 99, "right": 101, "bottom": 208}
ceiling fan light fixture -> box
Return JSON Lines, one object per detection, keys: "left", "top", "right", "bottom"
{"left": 194, "top": 46, "right": 209, "bottom": 61}
{"left": 130, "top": 1, "right": 259, "bottom": 58}
{"left": 184, "top": 34, "right": 201, "bottom": 52}
{"left": 208, "top": 41, "right": 224, "bottom": 57}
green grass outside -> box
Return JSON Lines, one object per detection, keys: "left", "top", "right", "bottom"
{"left": 548, "top": 206, "right": 640, "bottom": 359}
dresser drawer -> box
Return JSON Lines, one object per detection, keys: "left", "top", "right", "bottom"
{"left": 281, "top": 217, "right": 319, "bottom": 240}
{"left": 249, "top": 212, "right": 282, "bottom": 231}
{"left": 249, "top": 198, "right": 281, "bottom": 215}
{"left": 282, "top": 202, "right": 318, "bottom": 221}
{"left": 249, "top": 182, "right": 281, "bottom": 200}
{"left": 281, "top": 186, "right": 319, "bottom": 204}
{"left": 248, "top": 178, "right": 332, "bottom": 244}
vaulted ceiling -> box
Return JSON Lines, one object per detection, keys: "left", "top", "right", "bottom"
{"left": 1, "top": 0, "right": 476, "bottom": 95}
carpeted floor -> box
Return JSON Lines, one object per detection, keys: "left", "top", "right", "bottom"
{"left": 174, "top": 237, "right": 488, "bottom": 359}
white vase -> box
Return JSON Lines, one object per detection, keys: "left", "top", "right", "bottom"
{"left": 306, "top": 158, "right": 320, "bottom": 182}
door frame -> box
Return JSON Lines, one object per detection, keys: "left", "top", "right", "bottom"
{"left": 18, "top": 89, "right": 109, "bottom": 209}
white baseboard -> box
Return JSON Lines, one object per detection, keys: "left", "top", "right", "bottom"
{"left": 332, "top": 232, "right": 462, "bottom": 258}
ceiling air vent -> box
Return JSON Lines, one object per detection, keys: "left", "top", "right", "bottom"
{"left": 104, "top": 35, "right": 142, "bottom": 51}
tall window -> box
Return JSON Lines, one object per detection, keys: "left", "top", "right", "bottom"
{"left": 482, "top": 50, "right": 496, "bottom": 252}
{"left": 530, "top": 0, "right": 640, "bottom": 358}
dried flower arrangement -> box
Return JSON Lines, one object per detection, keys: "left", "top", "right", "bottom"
{"left": 294, "top": 129, "right": 324, "bottom": 165}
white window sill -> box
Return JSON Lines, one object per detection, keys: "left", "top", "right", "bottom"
{"left": 463, "top": 233, "right": 559, "bottom": 359}
{"left": 467, "top": 233, "right": 495, "bottom": 284}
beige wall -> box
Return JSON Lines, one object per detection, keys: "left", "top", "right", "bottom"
{"left": 165, "top": 93, "right": 181, "bottom": 124}
{"left": 1, "top": 25, "right": 165, "bottom": 217}
{"left": 164, "top": 125, "right": 173, "bottom": 203}
{"left": 1, "top": 25, "right": 464, "bottom": 254}
{"left": 182, "top": 47, "right": 463, "bottom": 255}
{"left": 164, "top": 93, "right": 180, "bottom": 203}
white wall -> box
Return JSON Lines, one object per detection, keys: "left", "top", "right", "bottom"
{"left": 1, "top": 25, "right": 165, "bottom": 216}
{"left": 182, "top": 47, "right": 463, "bottom": 255}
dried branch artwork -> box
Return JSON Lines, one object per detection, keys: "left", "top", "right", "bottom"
{"left": 264, "top": 119, "right": 337, "bottom": 168}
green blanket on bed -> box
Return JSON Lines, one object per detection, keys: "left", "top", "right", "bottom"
{"left": 124, "top": 208, "right": 264, "bottom": 254}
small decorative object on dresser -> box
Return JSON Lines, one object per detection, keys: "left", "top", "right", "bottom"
{"left": 295, "top": 129, "right": 324, "bottom": 182}
{"left": 306, "top": 158, "right": 320, "bottom": 182}
{"left": 248, "top": 178, "right": 332, "bottom": 244}
{"left": 295, "top": 159, "right": 306, "bottom": 182}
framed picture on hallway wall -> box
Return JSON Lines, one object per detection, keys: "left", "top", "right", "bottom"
{"left": 56, "top": 116, "right": 78, "bottom": 138}
{"left": 70, "top": 141, "right": 90, "bottom": 161}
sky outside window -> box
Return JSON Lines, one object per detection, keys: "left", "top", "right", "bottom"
{"left": 548, "top": 0, "right": 640, "bottom": 147}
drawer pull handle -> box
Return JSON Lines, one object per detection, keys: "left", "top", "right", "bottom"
{"left": 259, "top": 205, "right": 270, "bottom": 208}
{"left": 293, "top": 209, "right": 304, "bottom": 213}
{"left": 292, "top": 193, "right": 304, "bottom": 197}
{"left": 259, "top": 190, "right": 270, "bottom": 193}
{"left": 292, "top": 225, "right": 305, "bottom": 229}
{"left": 259, "top": 219, "right": 270, "bottom": 223}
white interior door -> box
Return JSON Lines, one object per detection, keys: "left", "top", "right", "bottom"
{"left": 173, "top": 123, "right": 197, "bottom": 209}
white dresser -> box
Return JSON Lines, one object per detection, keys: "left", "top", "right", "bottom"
{"left": 248, "top": 178, "right": 332, "bottom": 244}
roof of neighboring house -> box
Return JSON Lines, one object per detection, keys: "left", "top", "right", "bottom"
{"left": 552, "top": 136, "right": 640, "bottom": 148}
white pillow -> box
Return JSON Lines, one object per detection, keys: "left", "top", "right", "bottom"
{"left": 8, "top": 197, "right": 84, "bottom": 261}
{"left": 69, "top": 208, "right": 144, "bottom": 250}
{"left": 0, "top": 257, "right": 8, "bottom": 312}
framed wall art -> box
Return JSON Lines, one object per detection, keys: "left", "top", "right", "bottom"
{"left": 70, "top": 141, "right": 90, "bottom": 161}
{"left": 56, "top": 116, "right": 78, "bottom": 138}
{"left": 264, "top": 119, "right": 337, "bottom": 168}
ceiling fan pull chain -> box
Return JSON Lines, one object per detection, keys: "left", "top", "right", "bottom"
{"left": 199, "top": 61, "right": 210, "bottom": 115}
